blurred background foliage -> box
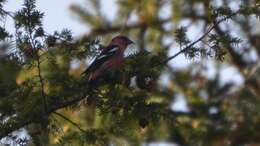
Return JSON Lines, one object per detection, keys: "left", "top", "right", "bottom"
{"left": 0, "top": 0, "right": 260, "bottom": 146}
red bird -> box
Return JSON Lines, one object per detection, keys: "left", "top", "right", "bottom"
{"left": 82, "top": 35, "right": 133, "bottom": 83}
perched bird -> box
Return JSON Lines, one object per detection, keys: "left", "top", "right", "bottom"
{"left": 82, "top": 35, "right": 134, "bottom": 84}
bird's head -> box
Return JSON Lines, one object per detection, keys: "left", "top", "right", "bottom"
{"left": 110, "top": 35, "right": 134, "bottom": 49}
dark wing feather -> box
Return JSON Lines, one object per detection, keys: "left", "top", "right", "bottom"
{"left": 82, "top": 45, "right": 118, "bottom": 75}
{"left": 100, "top": 44, "right": 118, "bottom": 54}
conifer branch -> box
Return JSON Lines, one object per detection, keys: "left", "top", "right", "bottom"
{"left": 0, "top": 8, "right": 15, "bottom": 18}
{"left": 159, "top": 12, "right": 237, "bottom": 65}
{"left": 213, "top": 20, "right": 246, "bottom": 68}
{"left": 86, "top": 18, "right": 171, "bottom": 37}
{"left": 36, "top": 54, "right": 48, "bottom": 116}
{"left": 28, "top": 31, "right": 48, "bottom": 117}
{"left": 25, "top": 22, "right": 49, "bottom": 119}
{"left": 53, "top": 111, "right": 86, "bottom": 133}
{"left": 0, "top": 118, "right": 33, "bottom": 139}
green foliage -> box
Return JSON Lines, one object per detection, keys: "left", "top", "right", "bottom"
{"left": 0, "top": 0, "right": 260, "bottom": 146}
{"left": 14, "top": 0, "right": 43, "bottom": 29}
{"left": 175, "top": 27, "right": 190, "bottom": 46}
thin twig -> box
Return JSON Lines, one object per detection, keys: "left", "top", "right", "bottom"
{"left": 27, "top": 27, "right": 48, "bottom": 116}
{"left": 158, "top": 13, "right": 236, "bottom": 66}
{"left": 36, "top": 55, "right": 48, "bottom": 114}
{"left": 87, "top": 18, "right": 171, "bottom": 37}
{"left": 0, "top": 9, "right": 15, "bottom": 18}
{"left": 53, "top": 111, "right": 86, "bottom": 133}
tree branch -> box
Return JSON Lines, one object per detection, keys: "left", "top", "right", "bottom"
{"left": 53, "top": 111, "right": 86, "bottom": 133}
{"left": 159, "top": 13, "right": 237, "bottom": 65}
{"left": 82, "top": 18, "right": 171, "bottom": 39}
{"left": 213, "top": 21, "right": 247, "bottom": 69}
{"left": 0, "top": 93, "right": 87, "bottom": 139}
{"left": 0, "top": 8, "right": 15, "bottom": 18}
{"left": 28, "top": 29, "right": 48, "bottom": 117}
{"left": 0, "top": 118, "right": 33, "bottom": 139}
{"left": 36, "top": 54, "right": 48, "bottom": 116}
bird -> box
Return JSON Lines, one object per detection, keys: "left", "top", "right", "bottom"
{"left": 82, "top": 35, "right": 134, "bottom": 84}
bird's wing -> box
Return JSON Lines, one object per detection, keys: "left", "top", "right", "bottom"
{"left": 82, "top": 45, "right": 119, "bottom": 74}
{"left": 100, "top": 44, "right": 119, "bottom": 54}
